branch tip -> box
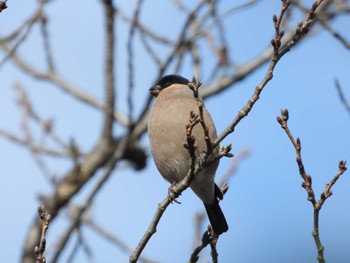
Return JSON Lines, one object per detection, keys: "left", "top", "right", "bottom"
{"left": 276, "top": 115, "right": 283, "bottom": 125}
{"left": 339, "top": 160, "right": 347, "bottom": 170}
{"left": 35, "top": 205, "right": 51, "bottom": 263}
{"left": 281, "top": 108, "right": 289, "bottom": 121}
{"left": 273, "top": 14, "right": 278, "bottom": 23}
{"left": 0, "top": 0, "right": 7, "bottom": 12}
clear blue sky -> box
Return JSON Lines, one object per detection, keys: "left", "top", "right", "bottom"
{"left": 1, "top": 1, "right": 350, "bottom": 262}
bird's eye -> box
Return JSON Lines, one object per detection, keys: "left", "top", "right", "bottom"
{"left": 149, "top": 85, "right": 161, "bottom": 97}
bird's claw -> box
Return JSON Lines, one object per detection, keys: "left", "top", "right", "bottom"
{"left": 168, "top": 182, "right": 181, "bottom": 204}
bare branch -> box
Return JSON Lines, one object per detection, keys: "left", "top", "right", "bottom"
{"left": 212, "top": 0, "right": 324, "bottom": 150}
{"left": 319, "top": 18, "right": 350, "bottom": 49}
{"left": 188, "top": 77, "right": 212, "bottom": 153}
{"left": 39, "top": 12, "right": 55, "bottom": 72}
{"left": 209, "top": 228, "right": 218, "bottom": 263}
{"left": 293, "top": 0, "right": 350, "bottom": 50}
{"left": 188, "top": 229, "right": 214, "bottom": 263}
{"left": 131, "top": 24, "right": 322, "bottom": 143}
{"left": 66, "top": 230, "right": 94, "bottom": 263}
{"left": 102, "top": 0, "right": 116, "bottom": 141}
{"left": 20, "top": 136, "right": 128, "bottom": 262}
{"left": 114, "top": 6, "right": 173, "bottom": 45}
{"left": 0, "top": 13, "right": 36, "bottom": 68}
{"left": 135, "top": 0, "right": 208, "bottom": 126}
{"left": 192, "top": 149, "right": 247, "bottom": 245}
{"left": 277, "top": 108, "right": 347, "bottom": 263}
{"left": 84, "top": 217, "right": 157, "bottom": 263}
{"left": 0, "top": 0, "right": 48, "bottom": 68}
{"left": 0, "top": 43, "right": 129, "bottom": 125}
{"left": 0, "top": 128, "right": 70, "bottom": 157}
{"left": 34, "top": 205, "right": 51, "bottom": 263}
{"left": 51, "top": 147, "right": 121, "bottom": 263}
{"left": 335, "top": 78, "right": 350, "bottom": 116}
{"left": 320, "top": 160, "right": 347, "bottom": 203}
{"left": 276, "top": 109, "right": 316, "bottom": 206}
{"left": 127, "top": 0, "right": 144, "bottom": 126}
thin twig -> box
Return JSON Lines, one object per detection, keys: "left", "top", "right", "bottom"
{"left": 66, "top": 228, "right": 94, "bottom": 263}
{"left": 0, "top": 43, "right": 130, "bottom": 125}
{"left": 114, "top": 6, "right": 172, "bottom": 45}
{"left": 277, "top": 109, "right": 316, "bottom": 206}
{"left": 218, "top": 148, "right": 249, "bottom": 186}
{"left": 212, "top": 0, "right": 324, "bottom": 150}
{"left": 277, "top": 108, "right": 347, "bottom": 263}
{"left": 335, "top": 78, "right": 350, "bottom": 116}
{"left": 188, "top": 76, "right": 212, "bottom": 154}
{"left": 135, "top": 0, "right": 208, "bottom": 126}
{"left": 0, "top": 12, "right": 36, "bottom": 68}
{"left": 188, "top": 229, "right": 214, "bottom": 263}
{"left": 49, "top": 134, "right": 132, "bottom": 262}
{"left": 199, "top": 0, "right": 259, "bottom": 35}
{"left": 50, "top": 149, "right": 120, "bottom": 263}
{"left": 0, "top": 128, "right": 70, "bottom": 157}
{"left": 318, "top": 18, "right": 350, "bottom": 49}
{"left": 84, "top": 217, "right": 157, "bottom": 263}
{"left": 102, "top": 0, "right": 116, "bottom": 141}
{"left": 34, "top": 205, "right": 51, "bottom": 263}
{"left": 209, "top": 229, "right": 218, "bottom": 263}
{"left": 14, "top": 83, "right": 71, "bottom": 149}
{"left": 0, "top": 0, "right": 50, "bottom": 68}
{"left": 127, "top": 0, "right": 144, "bottom": 127}
{"left": 39, "top": 12, "right": 55, "bottom": 72}
{"left": 193, "top": 149, "right": 249, "bottom": 245}
{"left": 131, "top": 25, "right": 319, "bottom": 143}
{"left": 293, "top": 0, "right": 350, "bottom": 50}
{"left": 139, "top": 32, "right": 161, "bottom": 65}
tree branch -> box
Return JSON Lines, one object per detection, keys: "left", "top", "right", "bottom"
{"left": 212, "top": 0, "right": 324, "bottom": 150}
{"left": 335, "top": 78, "right": 350, "bottom": 116}
{"left": 0, "top": 44, "right": 130, "bottom": 125}
{"left": 50, "top": 149, "right": 120, "bottom": 263}
{"left": 188, "top": 228, "right": 214, "bottom": 263}
{"left": 34, "top": 205, "right": 51, "bottom": 263}
{"left": 102, "top": 0, "right": 116, "bottom": 141}
{"left": 277, "top": 108, "right": 347, "bottom": 263}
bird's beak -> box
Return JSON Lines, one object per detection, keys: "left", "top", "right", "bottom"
{"left": 149, "top": 85, "right": 161, "bottom": 97}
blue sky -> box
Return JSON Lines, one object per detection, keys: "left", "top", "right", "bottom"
{"left": 1, "top": 1, "right": 350, "bottom": 262}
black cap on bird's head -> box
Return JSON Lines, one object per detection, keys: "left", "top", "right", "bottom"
{"left": 149, "top": 75, "right": 189, "bottom": 97}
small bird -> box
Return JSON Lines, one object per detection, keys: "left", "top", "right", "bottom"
{"left": 148, "top": 74, "right": 228, "bottom": 235}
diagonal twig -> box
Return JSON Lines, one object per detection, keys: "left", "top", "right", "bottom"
{"left": 335, "top": 78, "right": 350, "bottom": 116}
{"left": 212, "top": 0, "right": 325, "bottom": 150}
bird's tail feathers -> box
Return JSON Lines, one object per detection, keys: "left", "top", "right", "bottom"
{"left": 204, "top": 201, "right": 228, "bottom": 235}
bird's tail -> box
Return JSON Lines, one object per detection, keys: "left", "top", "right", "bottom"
{"left": 204, "top": 201, "right": 228, "bottom": 235}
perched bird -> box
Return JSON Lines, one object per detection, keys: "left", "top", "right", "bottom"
{"left": 148, "top": 74, "right": 228, "bottom": 235}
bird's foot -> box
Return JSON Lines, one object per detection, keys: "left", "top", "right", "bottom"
{"left": 168, "top": 181, "right": 181, "bottom": 204}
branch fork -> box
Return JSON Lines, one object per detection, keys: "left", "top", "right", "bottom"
{"left": 277, "top": 108, "right": 347, "bottom": 263}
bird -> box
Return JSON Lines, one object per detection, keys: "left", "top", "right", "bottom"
{"left": 148, "top": 74, "right": 228, "bottom": 235}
